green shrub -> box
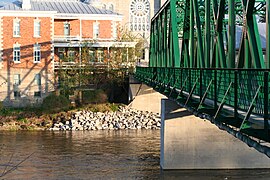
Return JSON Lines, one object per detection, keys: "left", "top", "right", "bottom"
{"left": 82, "top": 89, "right": 108, "bottom": 104}
{"left": 108, "top": 103, "right": 119, "bottom": 112}
{"left": 41, "top": 94, "right": 70, "bottom": 113}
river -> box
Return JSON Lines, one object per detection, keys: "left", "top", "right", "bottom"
{"left": 0, "top": 130, "right": 270, "bottom": 179}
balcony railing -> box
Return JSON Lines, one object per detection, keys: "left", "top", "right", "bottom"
{"left": 54, "top": 61, "right": 108, "bottom": 70}
{"left": 54, "top": 35, "right": 81, "bottom": 42}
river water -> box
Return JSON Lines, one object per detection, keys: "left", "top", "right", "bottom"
{"left": 1, "top": 130, "right": 270, "bottom": 180}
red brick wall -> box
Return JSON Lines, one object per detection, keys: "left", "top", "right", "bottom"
{"left": 54, "top": 19, "right": 64, "bottom": 36}
{"left": 55, "top": 19, "right": 113, "bottom": 39}
{"left": 2, "top": 16, "right": 52, "bottom": 71}
{"left": 99, "top": 20, "right": 112, "bottom": 39}
{"left": 54, "top": 19, "right": 80, "bottom": 36}
{"left": 82, "top": 20, "right": 94, "bottom": 38}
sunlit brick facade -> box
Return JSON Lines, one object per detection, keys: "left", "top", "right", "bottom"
{"left": 0, "top": 0, "right": 126, "bottom": 107}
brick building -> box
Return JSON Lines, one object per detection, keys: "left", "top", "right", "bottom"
{"left": 0, "top": 0, "right": 133, "bottom": 107}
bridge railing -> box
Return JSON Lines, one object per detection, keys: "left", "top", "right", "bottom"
{"left": 135, "top": 66, "right": 270, "bottom": 141}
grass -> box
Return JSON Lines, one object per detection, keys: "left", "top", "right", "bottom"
{"left": 0, "top": 103, "right": 123, "bottom": 130}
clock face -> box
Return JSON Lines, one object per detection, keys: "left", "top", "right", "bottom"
{"left": 130, "top": 0, "right": 150, "bottom": 17}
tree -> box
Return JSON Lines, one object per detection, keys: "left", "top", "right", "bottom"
{"left": 56, "top": 26, "right": 144, "bottom": 102}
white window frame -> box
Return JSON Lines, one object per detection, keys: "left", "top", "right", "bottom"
{"left": 109, "top": 4, "right": 114, "bottom": 11}
{"left": 58, "top": 48, "right": 65, "bottom": 53}
{"left": 97, "top": 50, "right": 104, "bottom": 62}
{"left": 33, "top": 44, "right": 41, "bottom": 63}
{"left": 34, "top": 19, "right": 41, "bottom": 37}
{"left": 14, "top": 74, "right": 20, "bottom": 86}
{"left": 68, "top": 48, "right": 75, "bottom": 62}
{"left": 93, "top": 22, "right": 100, "bottom": 39}
{"left": 64, "top": 22, "right": 70, "bottom": 36}
{"left": 13, "top": 18, "right": 20, "bottom": 37}
{"left": 35, "top": 73, "right": 41, "bottom": 85}
{"left": 14, "top": 91, "right": 21, "bottom": 99}
{"left": 112, "top": 21, "right": 117, "bottom": 39}
{"left": 13, "top": 44, "right": 20, "bottom": 63}
{"left": 89, "top": 50, "right": 95, "bottom": 62}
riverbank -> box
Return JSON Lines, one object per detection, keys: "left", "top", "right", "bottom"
{"left": 50, "top": 106, "right": 160, "bottom": 131}
{"left": 0, "top": 104, "right": 160, "bottom": 131}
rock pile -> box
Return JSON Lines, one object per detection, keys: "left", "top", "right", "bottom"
{"left": 49, "top": 106, "right": 161, "bottom": 131}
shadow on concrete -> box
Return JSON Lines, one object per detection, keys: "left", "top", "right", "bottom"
{"left": 165, "top": 109, "right": 192, "bottom": 120}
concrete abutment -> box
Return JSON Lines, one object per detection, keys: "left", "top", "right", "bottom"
{"left": 129, "top": 80, "right": 270, "bottom": 169}
{"left": 161, "top": 99, "right": 270, "bottom": 169}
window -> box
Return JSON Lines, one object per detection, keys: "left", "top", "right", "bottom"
{"left": 68, "top": 48, "right": 75, "bottom": 61}
{"left": 93, "top": 22, "right": 100, "bottom": 39}
{"left": 97, "top": 50, "right": 104, "bottom": 62}
{"left": 14, "top": 74, "right": 20, "bottom": 86}
{"left": 34, "top": 44, "right": 41, "bottom": 63}
{"left": 14, "top": 91, "right": 21, "bottom": 99}
{"left": 34, "top": 20, "right": 41, "bottom": 37}
{"left": 58, "top": 48, "right": 65, "bottom": 53}
{"left": 109, "top": 4, "right": 114, "bottom": 11}
{"left": 34, "top": 91, "right": 41, "bottom": 97}
{"left": 89, "top": 50, "right": 95, "bottom": 62}
{"left": 112, "top": 22, "right": 117, "bottom": 39}
{"left": 35, "top": 73, "right": 41, "bottom": 85}
{"left": 58, "top": 48, "right": 65, "bottom": 60}
{"left": 13, "top": 19, "right": 20, "bottom": 36}
{"left": 129, "top": 0, "right": 150, "bottom": 32}
{"left": 64, "top": 22, "right": 70, "bottom": 36}
{"left": 13, "top": 44, "right": 20, "bottom": 62}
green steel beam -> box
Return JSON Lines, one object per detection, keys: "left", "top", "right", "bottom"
{"left": 170, "top": 0, "right": 181, "bottom": 67}
{"left": 148, "top": 0, "right": 267, "bottom": 69}
{"left": 205, "top": 0, "right": 211, "bottom": 67}
{"left": 228, "top": 0, "right": 236, "bottom": 68}
{"left": 193, "top": 0, "right": 205, "bottom": 67}
{"left": 215, "top": 0, "right": 226, "bottom": 68}
{"left": 181, "top": 0, "right": 191, "bottom": 67}
{"left": 189, "top": 0, "right": 194, "bottom": 67}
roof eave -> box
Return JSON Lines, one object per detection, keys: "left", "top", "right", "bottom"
{"left": 54, "top": 13, "right": 123, "bottom": 21}
{"left": 0, "top": 10, "right": 57, "bottom": 15}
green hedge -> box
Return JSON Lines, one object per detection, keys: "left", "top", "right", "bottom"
{"left": 42, "top": 94, "right": 70, "bottom": 113}
{"left": 82, "top": 89, "right": 108, "bottom": 104}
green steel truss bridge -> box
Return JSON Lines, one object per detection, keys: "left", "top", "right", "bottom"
{"left": 135, "top": 0, "right": 270, "bottom": 145}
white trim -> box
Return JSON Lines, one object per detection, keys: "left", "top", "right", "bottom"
{"left": 55, "top": 14, "right": 123, "bottom": 21}
{"left": 0, "top": 11, "right": 56, "bottom": 17}
{"left": 93, "top": 21, "right": 100, "bottom": 39}
{"left": 13, "top": 43, "right": 21, "bottom": 63}
{"left": 33, "top": 19, "right": 41, "bottom": 37}
{"left": 33, "top": 43, "right": 41, "bottom": 63}
{"left": 112, "top": 21, "right": 117, "bottom": 39}
{"left": 54, "top": 41, "right": 137, "bottom": 48}
{"left": 13, "top": 18, "right": 21, "bottom": 37}
{"left": 0, "top": 11, "right": 122, "bottom": 20}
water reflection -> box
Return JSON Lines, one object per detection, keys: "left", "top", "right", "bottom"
{"left": 1, "top": 131, "right": 270, "bottom": 179}
{"left": 0, "top": 130, "right": 160, "bottom": 179}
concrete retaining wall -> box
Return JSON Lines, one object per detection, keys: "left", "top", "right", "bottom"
{"left": 161, "top": 99, "right": 270, "bottom": 169}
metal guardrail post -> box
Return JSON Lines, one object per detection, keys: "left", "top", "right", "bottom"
{"left": 264, "top": 71, "right": 269, "bottom": 139}
{"left": 234, "top": 70, "right": 238, "bottom": 119}
{"left": 200, "top": 69, "right": 203, "bottom": 101}
{"left": 214, "top": 69, "right": 217, "bottom": 110}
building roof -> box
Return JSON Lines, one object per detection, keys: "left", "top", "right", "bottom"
{"left": 37, "top": 0, "right": 114, "bottom": 14}
{"left": 0, "top": 0, "right": 120, "bottom": 15}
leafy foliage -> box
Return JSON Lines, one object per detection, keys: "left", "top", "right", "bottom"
{"left": 82, "top": 89, "right": 108, "bottom": 104}
{"left": 41, "top": 94, "right": 70, "bottom": 113}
